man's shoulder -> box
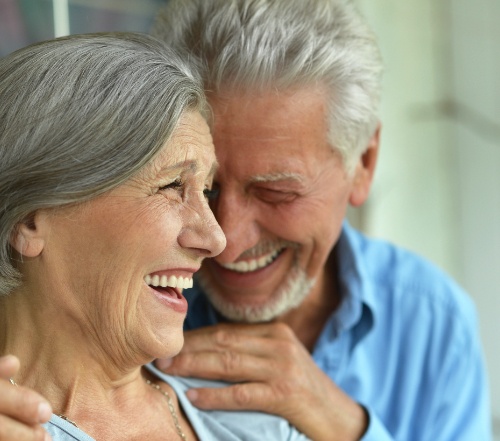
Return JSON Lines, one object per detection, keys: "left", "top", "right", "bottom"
{"left": 342, "top": 225, "right": 477, "bottom": 328}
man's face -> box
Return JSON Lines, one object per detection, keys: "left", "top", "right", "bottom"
{"left": 197, "top": 85, "right": 370, "bottom": 322}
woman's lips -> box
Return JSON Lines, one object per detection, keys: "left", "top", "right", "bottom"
{"left": 148, "top": 285, "right": 188, "bottom": 313}
{"left": 144, "top": 270, "right": 196, "bottom": 314}
{"left": 144, "top": 274, "right": 193, "bottom": 289}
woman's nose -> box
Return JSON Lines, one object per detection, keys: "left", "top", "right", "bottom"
{"left": 178, "top": 194, "right": 226, "bottom": 258}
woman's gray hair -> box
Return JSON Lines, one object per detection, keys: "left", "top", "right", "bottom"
{"left": 0, "top": 32, "right": 206, "bottom": 296}
{"left": 152, "top": 0, "right": 383, "bottom": 173}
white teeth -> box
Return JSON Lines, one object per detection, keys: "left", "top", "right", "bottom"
{"left": 160, "top": 275, "right": 168, "bottom": 287}
{"left": 144, "top": 274, "right": 193, "bottom": 289}
{"left": 168, "top": 275, "right": 177, "bottom": 287}
{"left": 221, "top": 249, "right": 281, "bottom": 273}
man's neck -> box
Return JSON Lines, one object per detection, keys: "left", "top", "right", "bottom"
{"left": 279, "top": 254, "right": 340, "bottom": 351}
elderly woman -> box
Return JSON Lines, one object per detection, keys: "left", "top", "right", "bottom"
{"left": 0, "top": 33, "right": 310, "bottom": 441}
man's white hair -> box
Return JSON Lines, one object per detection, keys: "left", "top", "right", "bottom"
{"left": 152, "top": 0, "right": 383, "bottom": 173}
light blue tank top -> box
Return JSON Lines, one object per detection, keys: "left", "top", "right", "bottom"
{"left": 44, "top": 363, "right": 310, "bottom": 440}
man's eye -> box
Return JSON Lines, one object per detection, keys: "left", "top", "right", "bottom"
{"left": 159, "top": 178, "right": 183, "bottom": 191}
{"left": 254, "top": 188, "right": 297, "bottom": 203}
{"left": 203, "top": 186, "right": 220, "bottom": 200}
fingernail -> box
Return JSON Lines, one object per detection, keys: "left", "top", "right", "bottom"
{"left": 0, "top": 354, "right": 19, "bottom": 367}
{"left": 186, "top": 389, "right": 198, "bottom": 402}
{"left": 38, "top": 402, "right": 53, "bottom": 423}
{"left": 155, "top": 358, "right": 172, "bottom": 370}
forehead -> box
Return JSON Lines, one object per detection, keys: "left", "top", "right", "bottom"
{"left": 208, "top": 86, "right": 335, "bottom": 178}
{"left": 152, "top": 111, "right": 216, "bottom": 171}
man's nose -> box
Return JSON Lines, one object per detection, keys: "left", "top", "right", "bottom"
{"left": 211, "top": 190, "right": 260, "bottom": 262}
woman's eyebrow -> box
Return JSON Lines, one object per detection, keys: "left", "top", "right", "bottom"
{"left": 159, "top": 159, "right": 219, "bottom": 178}
{"left": 159, "top": 160, "right": 197, "bottom": 173}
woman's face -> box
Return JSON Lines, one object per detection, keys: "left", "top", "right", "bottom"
{"left": 34, "top": 111, "right": 225, "bottom": 366}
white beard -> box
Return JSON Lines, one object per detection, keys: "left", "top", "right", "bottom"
{"left": 196, "top": 261, "right": 315, "bottom": 323}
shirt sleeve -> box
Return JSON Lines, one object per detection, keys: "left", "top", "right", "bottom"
{"left": 422, "top": 310, "right": 492, "bottom": 441}
{"left": 361, "top": 306, "right": 492, "bottom": 441}
{"left": 360, "top": 406, "right": 394, "bottom": 441}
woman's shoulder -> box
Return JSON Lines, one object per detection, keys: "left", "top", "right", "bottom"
{"left": 146, "top": 363, "right": 311, "bottom": 441}
{"left": 44, "top": 415, "right": 95, "bottom": 441}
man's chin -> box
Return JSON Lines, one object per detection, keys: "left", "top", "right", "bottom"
{"left": 196, "top": 267, "right": 315, "bottom": 323}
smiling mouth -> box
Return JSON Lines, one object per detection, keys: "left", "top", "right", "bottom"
{"left": 219, "top": 248, "right": 285, "bottom": 273}
{"left": 144, "top": 274, "right": 193, "bottom": 289}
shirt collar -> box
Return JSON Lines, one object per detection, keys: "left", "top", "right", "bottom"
{"left": 328, "top": 221, "right": 376, "bottom": 341}
{"left": 186, "top": 221, "right": 377, "bottom": 342}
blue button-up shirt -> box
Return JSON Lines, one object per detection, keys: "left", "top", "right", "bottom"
{"left": 185, "top": 222, "right": 492, "bottom": 440}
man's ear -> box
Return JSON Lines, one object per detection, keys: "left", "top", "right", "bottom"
{"left": 9, "top": 212, "right": 46, "bottom": 258}
{"left": 349, "top": 124, "right": 381, "bottom": 207}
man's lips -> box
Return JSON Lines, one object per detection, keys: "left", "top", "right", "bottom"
{"left": 217, "top": 247, "right": 285, "bottom": 273}
{"left": 206, "top": 248, "right": 288, "bottom": 290}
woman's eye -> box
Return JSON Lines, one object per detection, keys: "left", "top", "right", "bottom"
{"left": 203, "top": 186, "right": 220, "bottom": 200}
{"left": 159, "top": 178, "right": 183, "bottom": 192}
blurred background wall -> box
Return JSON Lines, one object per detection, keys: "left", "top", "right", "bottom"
{"left": 357, "top": 0, "right": 500, "bottom": 437}
{"left": 1, "top": 0, "right": 499, "bottom": 437}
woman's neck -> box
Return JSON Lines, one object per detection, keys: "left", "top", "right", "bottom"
{"left": 1, "top": 289, "right": 146, "bottom": 416}
{"left": 1, "top": 291, "right": 195, "bottom": 440}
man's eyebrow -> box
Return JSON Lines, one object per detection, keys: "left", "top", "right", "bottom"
{"left": 249, "top": 172, "right": 304, "bottom": 183}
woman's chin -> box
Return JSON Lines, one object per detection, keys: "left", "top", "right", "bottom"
{"left": 150, "top": 331, "right": 184, "bottom": 361}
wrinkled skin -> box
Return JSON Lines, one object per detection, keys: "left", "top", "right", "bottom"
{"left": 0, "top": 355, "right": 52, "bottom": 441}
{"left": 159, "top": 86, "right": 380, "bottom": 441}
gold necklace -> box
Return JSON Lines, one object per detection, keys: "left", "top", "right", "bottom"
{"left": 146, "top": 379, "right": 187, "bottom": 441}
{"left": 10, "top": 377, "right": 187, "bottom": 440}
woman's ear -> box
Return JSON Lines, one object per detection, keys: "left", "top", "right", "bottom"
{"left": 9, "top": 212, "right": 46, "bottom": 258}
{"left": 349, "top": 124, "right": 381, "bottom": 207}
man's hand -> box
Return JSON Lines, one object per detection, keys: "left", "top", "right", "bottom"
{"left": 156, "top": 323, "right": 367, "bottom": 441}
{"left": 0, "top": 355, "right": 52, "bottom": 441}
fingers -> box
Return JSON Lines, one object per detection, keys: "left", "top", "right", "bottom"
{"left": 0, "top": 355, "right": 20, "bottom": 380}
{"left": 185, "top": 382, "right": 277, "bottom": 414}
{"left": 159, "top": 329, "right": 303, "bottom": 381}
{"left": 0, "top": 381, "right": 52, "bottom": 426}
{"left": 0, "top": 356, "right": 53, "bottom": 426}
{"left": 159, "top": 322, "right": 297, "bottom": 362}
{"left": 156, "top": 323, "right": 306, "bottom": 382}
{"left": 179, "top": 322, "right": 296, "bottom": 353}
{"left": 0, "top": 356, "right": 52, "bottom": 440}
{"left": 162, "top": 342, "right": 276, "bottom": 381}
{"left": 0, "top": 415, "right": 51, "bottom": 441}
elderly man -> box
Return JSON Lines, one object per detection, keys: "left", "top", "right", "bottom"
{"left": 0, "top": 0, "right": 491, "bottom": 440}
{"left": 149, "top": 0, "right": 492, "bottom": 440}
